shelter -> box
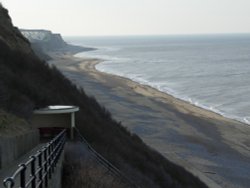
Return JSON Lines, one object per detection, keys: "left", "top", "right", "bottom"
{"left": 31, "top": 105, "right": 79, "bottom": 139}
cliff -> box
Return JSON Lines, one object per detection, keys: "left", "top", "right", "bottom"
{"left": 21, "top": 29, "right": 68, "bottom": 51}
{"left": 21, "top": 29, "right": 94, "bottom": 59}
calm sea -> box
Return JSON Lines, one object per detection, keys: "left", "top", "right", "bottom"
{"left": 65, "top": 34, "right": 250, "bottom": 125}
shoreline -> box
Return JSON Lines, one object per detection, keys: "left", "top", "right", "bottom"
{"left": 74, "top": 52, "right": 249, "bottom": 127}
{"left": 49, "top": 52, "right": 250, "bottom": 188}
{"left": 81, "top": 55, "right": 246, "bottom": 127}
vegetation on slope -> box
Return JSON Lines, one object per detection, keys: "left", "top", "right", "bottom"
{"left": 0, "top": 110, "right": 33, "bottom": 136}
{"left": 63, "top": 142, "right": 128, "bottom": 188}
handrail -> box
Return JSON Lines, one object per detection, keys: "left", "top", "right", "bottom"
{"left": 3, "top": 129, "right": 66, "bottom": 188}
{"left": 74, "top": 127, "right": 140, "bottom": 188}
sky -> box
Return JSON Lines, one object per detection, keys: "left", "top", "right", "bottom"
{"left": 1, "top": 0, "right": 250, "bottom": 36}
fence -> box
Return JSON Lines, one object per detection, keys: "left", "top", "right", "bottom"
{"left": 74, "top": 127, "right": 139, "bottom": 188}
{"left": 3, "top": 129, "right": 66, "bottom": 188}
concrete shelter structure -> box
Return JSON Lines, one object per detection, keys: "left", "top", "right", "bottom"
{"left": 31, "top": 105, "right": 79, "bottom": 139}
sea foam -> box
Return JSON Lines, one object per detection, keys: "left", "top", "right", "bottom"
{"left": 73, "top": 35, "right": 250, "bottom": 126}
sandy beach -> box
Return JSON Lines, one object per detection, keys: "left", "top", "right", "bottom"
{"left": 48, "top": 52, "right": 250, "bottom": 188}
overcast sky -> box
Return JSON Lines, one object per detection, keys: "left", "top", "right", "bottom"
{"left": 1, "top": 0, "right": 250, "bottom": 36}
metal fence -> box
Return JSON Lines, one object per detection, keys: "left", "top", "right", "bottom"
{"left": 74, "top": 127, "right": 140, "bottom": 188}
{"left": 3, "top": 129, "right": 66, "bottom": 188}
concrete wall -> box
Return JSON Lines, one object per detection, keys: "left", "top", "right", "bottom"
{"left": 0, "top": 129, "right": 39, "bottom": 169}
{"left": 31, "top": 114, "right": 71, "bottom": 129}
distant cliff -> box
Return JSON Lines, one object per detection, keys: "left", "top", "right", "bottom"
{"left": 21, "top": 29, "right": 68, "bottom": 51}
{"left": 20, "top": 29, "right": 94, "bottom": 59}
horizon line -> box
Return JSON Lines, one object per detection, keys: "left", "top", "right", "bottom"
{"left": 62, "top": 32, "right": 250, "bottom": 38}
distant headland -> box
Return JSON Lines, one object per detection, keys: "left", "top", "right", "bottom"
{"left": 20, "top": 29, "right": 95, "bottom": 60}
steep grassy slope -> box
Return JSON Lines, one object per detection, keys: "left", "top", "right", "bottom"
{"left": 0, "top": 4, "right": 207, "bottom": 188}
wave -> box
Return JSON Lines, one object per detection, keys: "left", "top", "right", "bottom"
{"left": 96, "top": 62, "right": 250, "bottom": 126}
{"left": 74, "top": 46, "right": 250, "bottom": 126}
{"left": 75, "top": 50, "right": 131, "bottom": 67}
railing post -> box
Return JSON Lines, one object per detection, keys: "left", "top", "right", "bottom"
{"left": 48, "top": 143, "right": 52, "bottom": 179}
{"left": 44, "top": 147, "right": 48, "bottom": 187}
{"left": 19, "top": 164, "right": 27, "bottom": 188}
{"left": 30, "top": 156, "right": 36, "bottom": 188}
{"left": 51, "top": 141, "right": 55, "bottom": 173}
{"left": 3, "top": 177, "right": 15, "bottom": 188}
{"left": 38, "top": 151, "right": 43, "bottom": 188}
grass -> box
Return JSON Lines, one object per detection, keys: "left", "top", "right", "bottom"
{"left": 63, "top": 142, "right": 128, "bottom": 188}
{"left": 0, "top": 110, "right": 32, "bottom": 135}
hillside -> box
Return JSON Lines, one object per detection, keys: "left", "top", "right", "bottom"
{"left": 0, "top": 4, "right": 208, "bottom": 188}
{"left": 0, "top": 110, "right": 32, "bottom": 136}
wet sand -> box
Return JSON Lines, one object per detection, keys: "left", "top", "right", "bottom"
{"left": 48, "top": 52, "right": 250, "bottom": 188}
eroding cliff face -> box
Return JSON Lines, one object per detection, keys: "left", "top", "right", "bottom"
{"left": 20, "top": 29, "right": 94, "bottom": 58}
{"left": 0, "top": 5, "right": 32, "bottom": 54}
{"left": 21, "top": 29, "right": 68, "bottom": 51}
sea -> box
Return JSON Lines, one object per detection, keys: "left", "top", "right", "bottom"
{"left": 65, "top": 34, "right": 250, "bottom": 125}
